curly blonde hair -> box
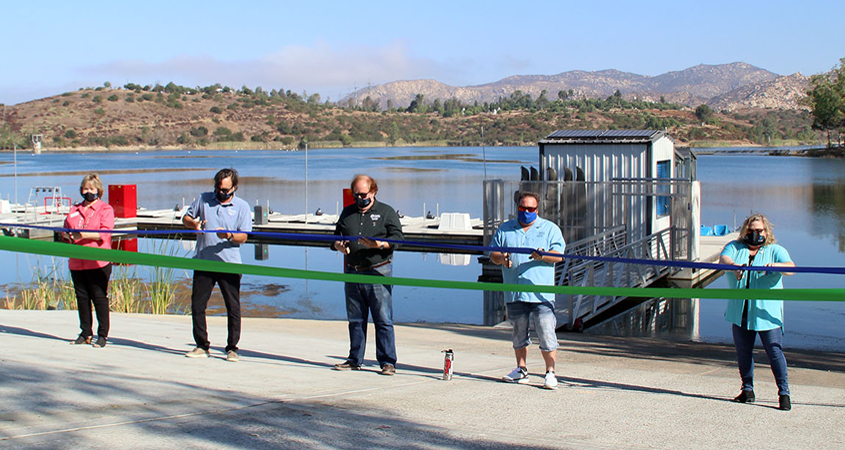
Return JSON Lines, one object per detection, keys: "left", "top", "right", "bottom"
{"left": 738, "top": 213, "right": 776, "bottom": 246}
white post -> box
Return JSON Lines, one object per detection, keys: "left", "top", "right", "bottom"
{"left": 304, "top": 140, "right": 308, "bottom": 224}
{"left": 481, "top": 126, "right": 487, "bottom": 180}
{"left": 13, "top": 144, "right": 17, "bottom": 206}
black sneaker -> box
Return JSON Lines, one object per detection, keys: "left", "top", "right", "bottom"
{"left": 93, "top": 337, "right": 107, "bottom": 348}
{"left": 779, "top": 395, "right": 792, "bottom": 411}
{"left": 732, "top": 390, "right": 755, "bottom": 403}
{"left": 71, "top": 335, "right": 92, "bottom": 345}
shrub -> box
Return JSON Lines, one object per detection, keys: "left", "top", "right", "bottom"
{"left": 210, "top": 106, "right": 222, "bottom": 114}
{"left": 64, "top": 129, "right": 77, "bottom": 139}
{"left": 107, "top": 95, "right": 118, "bottom": 102}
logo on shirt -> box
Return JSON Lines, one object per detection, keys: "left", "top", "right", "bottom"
{"left": 370, "top": 214, "right": 381, "bottom": 222}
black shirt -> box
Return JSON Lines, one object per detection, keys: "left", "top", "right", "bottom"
{"left": 334, "top": 199, "right": 404, "bottom": 268}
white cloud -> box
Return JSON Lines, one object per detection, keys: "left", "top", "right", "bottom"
{"left": 77, "top": 40, "right": 462, "bottom": 96}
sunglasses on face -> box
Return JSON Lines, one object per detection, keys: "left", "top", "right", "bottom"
{"left": 518, "top": 205, "right": 537, "bottom": 213}
{"left": 749, "top": 228, "right": 765, "bottom": 233}
{"left": 353, "top": 192, "right": 370, "bottom": 198}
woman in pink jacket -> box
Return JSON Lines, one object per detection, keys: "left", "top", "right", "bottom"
{"left": 62, "top": 173, "right": 115, "bottom": 348}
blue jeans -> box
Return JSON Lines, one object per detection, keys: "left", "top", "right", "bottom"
{"left": 732, "top": 324, "right": 790, "bottom": 395}
{"left": 344, "top": 263, "right": 396, "bottom": 367}
{"left": 507, "top": 301, "right": 559, "bottom": 352}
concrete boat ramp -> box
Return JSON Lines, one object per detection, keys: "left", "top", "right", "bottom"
{"left": 1, "top": 310, "right": 843, "bottom": 449}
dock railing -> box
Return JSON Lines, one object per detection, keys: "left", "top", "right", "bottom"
{"left": 483, "top": 178, "right": 697, "bottom": 328}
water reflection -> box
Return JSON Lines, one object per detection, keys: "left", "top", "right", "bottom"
{"left": 585, "top": 298, "right": 700, "bottom": 341}
{"left": 811, "top": 183, "right": 845, "bottom": 253}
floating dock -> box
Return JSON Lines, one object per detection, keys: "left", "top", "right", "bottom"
{"left": 0, "top": 205, "right": 486, "bottom": 254}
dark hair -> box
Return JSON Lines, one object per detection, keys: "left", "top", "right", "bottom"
{"left": 214, "top": 168, "right": 239, "bottom": 188}
{"left": 351, "top": 174, "right": 378, "bottom": 195}
{"left": 517, "top": 191, "right": 539, "bottom": 205}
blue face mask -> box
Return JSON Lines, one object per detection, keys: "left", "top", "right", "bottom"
{"left": 518, "top": 210, "right": 537, "bottom": 224}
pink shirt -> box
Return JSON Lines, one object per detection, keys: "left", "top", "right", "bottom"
{"left": 64, "top": 199, "right": 115, "bottom": 271}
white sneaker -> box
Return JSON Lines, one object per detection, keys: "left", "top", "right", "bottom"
{"left": 185, "top": 347, "right": 209, "bottom": 358}
{"left": 544, "top": 371, "right": 558, "bottom": 390}
{"left": 502, "top": 367, "right": 530, "bottom": 384}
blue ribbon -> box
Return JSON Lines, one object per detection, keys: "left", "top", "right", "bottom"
{"left": 2, "top": 222, "right": 843, "bottom": 275}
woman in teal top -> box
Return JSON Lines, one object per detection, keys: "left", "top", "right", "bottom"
{"left": 720, "top": 213, "right": 795, "bottom": 411}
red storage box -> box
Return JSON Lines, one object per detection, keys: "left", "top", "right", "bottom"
{"left": 342, "top": 188, "right": 354, "bottom": 208}
{"left": 108, "top": 184, "right": 137, "bottom": 218}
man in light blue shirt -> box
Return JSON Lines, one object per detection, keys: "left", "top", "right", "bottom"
{"left": 490, "top": 191, "right": 565, "bottom": 390}
{"left": 182, "top": 168, "right": 252, "bottom": 362}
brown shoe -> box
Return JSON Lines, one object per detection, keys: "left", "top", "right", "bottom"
{"left": 380, "top": 364, "right": 396, "bottom": 376}
{"left": 333, "top": 361, "right": 361, "bottom": 371}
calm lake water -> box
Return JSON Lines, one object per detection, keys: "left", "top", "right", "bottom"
{"left": 0, "top": 147, "right": 843, "bottom": 351}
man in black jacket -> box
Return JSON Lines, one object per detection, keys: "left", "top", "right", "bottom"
{"left": 332, "top": 174, "right": 404, "bottom": 375}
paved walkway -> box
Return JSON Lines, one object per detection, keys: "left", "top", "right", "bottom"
{"left": 1, "top": 310, "right": 843, "bottom": 449}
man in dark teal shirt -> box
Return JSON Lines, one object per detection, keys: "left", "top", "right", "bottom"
{"left": 332, "top": 174, "right": 404, "bottom": 375}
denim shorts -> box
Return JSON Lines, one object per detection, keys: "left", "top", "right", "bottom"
{"left": 506, "top": 301, "right": 559, "bottom": 352}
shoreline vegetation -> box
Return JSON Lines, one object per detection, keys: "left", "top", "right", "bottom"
{"left": 0, "top": 258, "right": 293, "bottom": 317}
{"left": 1, "top": 80, "right": 839, "bottom": 155}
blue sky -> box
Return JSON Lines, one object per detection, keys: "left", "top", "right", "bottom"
{"left": 1, "top": 0, "right": 843, "bottom": 105}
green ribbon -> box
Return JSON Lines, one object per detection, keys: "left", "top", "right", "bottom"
{"left": 1, "top": 236, "right": 843, "bottom": 302}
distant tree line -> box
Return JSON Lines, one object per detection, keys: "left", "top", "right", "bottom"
{"left": 0, "top": 78, "right": 826, "bottom": 150}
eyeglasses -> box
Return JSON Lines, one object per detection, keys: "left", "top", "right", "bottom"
{"left": 518, "top": 206, "right": 537, "bottom": 213}
{"left": 353, "top": 192, "right": 369, "bottom": 198}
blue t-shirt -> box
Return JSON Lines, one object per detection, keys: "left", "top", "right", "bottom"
{"left": 721, "top": 241, "right": 792, "bottom": 331}
{"left": 491, "top": 217, "right": 566, "bottom": 303}
{"left": 186, "top": 192, "right": 252, "bottom": 263}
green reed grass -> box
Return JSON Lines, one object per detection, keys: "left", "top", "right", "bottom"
{"left": 110, "top": 264, "right": 144, "bottom": 313}
{"left": 144, "top": 237, "right": 189, "bottom": 315}
{"left": 1, "top": 238, "right": 191, "bottom": 315}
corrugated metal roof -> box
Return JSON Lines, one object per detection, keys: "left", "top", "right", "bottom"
{"left": 540, "top": 129, "right": 666, "bottom": 144}
{"left": 547, "top": 130, "right": 605, "bottom": 138}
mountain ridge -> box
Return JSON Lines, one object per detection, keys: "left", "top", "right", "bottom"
{"left": 343, "top": 62, "right": 806, "bottom": 111}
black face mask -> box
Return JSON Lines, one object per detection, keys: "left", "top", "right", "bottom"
{"left": 215, "top": 188, "right": 234, "bottom": 202}
{"left": 355, "top": 196, "right": 372, "bottom": 209}
{"left": 743, "top": 230, "right": 766, "bottom": 247}
{"left": 82, "top": 192, "right": 97, "bottom": 202}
